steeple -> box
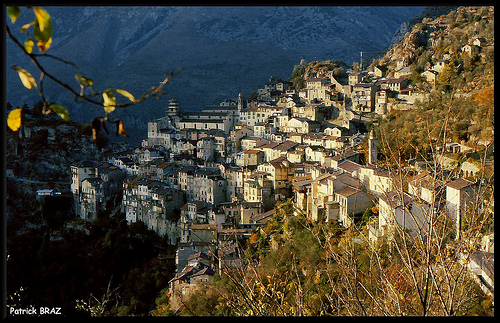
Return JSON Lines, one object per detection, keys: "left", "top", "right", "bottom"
{"left": 368, "top": 129, "right": 377, "bottom": 165}
{"left": 237, "top": 93, "right": 246, "bottom": 112}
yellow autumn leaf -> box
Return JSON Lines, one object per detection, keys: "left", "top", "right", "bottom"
{"left": 114, "top": 89, "right": 135, "bottom": 102}
{"left": 7, "top": 108, "right": 22, "bottom": 131}
{"left": 33, "top": 7, "right": 52, "bottom": 52}
{"left": 25, "top": 39, "right": 34, "bottom": 54}
{"left": 21, "top": 22, "right": 34, "bottom": 33}
{"left": 102, "top": 91, "right": 116, "bottom": 115}
{"left": 33, "top": 7, "right": 51, "bottom": 32}
{"left": 14, "top": 66, "right": 37, "bottom": 89}
{"left": 7, "top": 6, "right": 20, "bottom": 24}
{"left": 117, "top": 121, "right": 129, "bottom": 137}
{"left": 75, "top": 74, "right": 94, "bottom": 86}
{"left": 37, "top": 37, "right": 52, "bottom": 52}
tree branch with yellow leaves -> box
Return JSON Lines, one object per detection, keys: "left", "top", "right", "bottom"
{"left": 6, "top": 6, "right": 180, "bottom": 143}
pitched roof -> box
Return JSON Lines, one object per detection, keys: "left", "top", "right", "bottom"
{"left": 335, "top": 186, "right": 360, "bottom": 197}
{"left": 260, "top": 141, "right": 281, "bottom": 149}
{"left": 157, "top": 162, "right": 172, "bottom": 169}
{"left": 314, "top": 173, "right": 333, "bottom": 183}
{"left": 446, "top": 178, "right": 475, "bottom": 190}
{"left": 306, "top": 77, "right": 329, "bottom": 82}
{"left": 354, "top": 83, "right": 375, "bottom": 88}
{"left": 75, "top": 160, "right": 95, "bottom": 168}
{"left": 244, "top": 149, "right": 262, "bottom": 154}
{"left": 268, "top": 155, "right": 288, "bottom": 163}
{"left": 82, "top": 177, "right": 102, "bottom": 185}
{"left": 410, "top": 171, "right": 444, "bottom": 190}
{"left": 386, "top": 78, "right": 408, "bottom": 84}
{"left": 251, "top": 208, "right": 275, "bottom": 224}
{"left": 379, "top": 190, "right": 414, "bottom": 209}
{"left": 338, "top": 160, "right": 362, "bottom": 173}
{"left": 187, "top": 251, "right": 211, "bottom": 262}
{"left": 191, "top": 266, "right": 215, "bottom": 277}
{"left": 396, "top": 66, "right": 411, "bottom": 73}
{"left": 274, "top": 140, "right": 299, "bottom": 151}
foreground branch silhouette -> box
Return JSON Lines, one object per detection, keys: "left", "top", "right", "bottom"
{"left": 6, "top": 6, "right": 180, "bottom": 143}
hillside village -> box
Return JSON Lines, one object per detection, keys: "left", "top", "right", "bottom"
{"left": 61, "top": 7, "right": 494, "bottom": 311}
{"left": 6, "top": 6, "right": 493, "bottom": 315}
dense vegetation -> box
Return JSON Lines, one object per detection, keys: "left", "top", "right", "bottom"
{"left": 6, "top": 200, "right": 177, "bottom": 316}
{"left": 374, "top": 6, "right": 494, "bottom": 171}
{"left": 153, "top": 200, "right": 493, "bottom": 316}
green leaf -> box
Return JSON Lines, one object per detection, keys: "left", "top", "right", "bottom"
{"left": 75, "top": 74, "right": 94, "bottom": 86}
{"left": 49, "top": 104, "right": 69, "bottom": 121}
{"left": 113, "top": 89, "right": 135, "bottom": 102}
{"left": 25, "top": 39, "right": 34, "bottom": 54}
{"left": 102, "top": 91, "right": 116, "bottom": 115}
{"left": 7, "top": 108, "right": 22, "bottom": 131}
{"left": 8, "top": 6, "right": 21, "bottom": 24}
{"left": 14, "top": 66, "right": 37, "bottom": 89}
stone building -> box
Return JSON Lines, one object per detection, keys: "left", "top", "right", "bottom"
{"left": 72, "top": 161, "right": 125, "bottom": 221}
{"left": 445, "top": 178, "right": 477, "bottom": 239}
{"left": 122, "top": 176, "right": 185, "bottom": 243}
{"left": 178, "top": 166, "right": 228, "bottom": 207}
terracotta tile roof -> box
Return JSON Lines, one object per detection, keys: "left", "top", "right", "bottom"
{"left": 244, "top": 149, "right": 262, "bottom": 154}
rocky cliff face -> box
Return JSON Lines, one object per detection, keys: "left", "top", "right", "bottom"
{"left": 6, "top": 6, "right": 424, "bottom": 143}
{"left": 389, "top": 6, "right": 458, "bottom": 47}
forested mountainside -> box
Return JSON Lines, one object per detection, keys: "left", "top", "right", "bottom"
{"left": 373, "top": 5, "right": 494, "bottom": 163}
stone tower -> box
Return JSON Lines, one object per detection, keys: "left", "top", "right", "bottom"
{"left": 368, "top": 129, "right": 377, "bottom": 165}
{"left": 166, "top": 97, "right": 180, "bottom": 130}
{"left": 166, "top": 97, "right": 180, "bottom": 118}
{"left": 237, "top": 93, "right": 246, "bottom": 112}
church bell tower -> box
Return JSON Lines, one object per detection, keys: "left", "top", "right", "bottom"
{"left": 237, "top": 93, "right": 246, "bottom": 112}
{"left": 166, "top": 97, "right": 180, "bottom": 118}
{"left": 166, "top": 97, "right": 180, "bottom": 130}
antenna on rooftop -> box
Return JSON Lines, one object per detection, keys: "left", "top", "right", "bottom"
{"left": 360, "top": 51, "right": 381, "bottom": 70}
